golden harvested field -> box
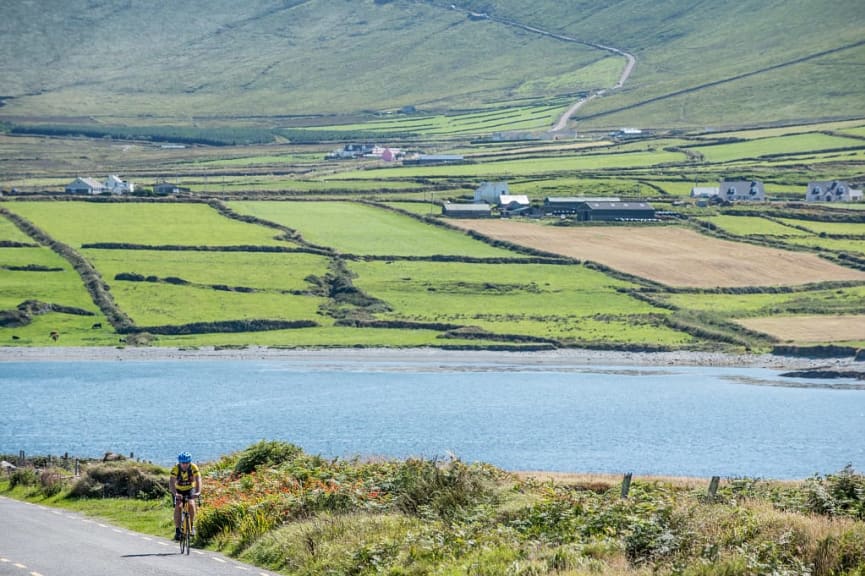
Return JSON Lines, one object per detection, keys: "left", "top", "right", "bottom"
{"left": 449, "top": 220, "right": 865, "bottom": 288}
{"left": 737, "top": 315, "right": 865, "bottom": 343}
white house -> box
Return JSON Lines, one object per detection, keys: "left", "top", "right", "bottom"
{"left": 474, "top": 181, "right": 509, "bottom": 204}
{"left": 805, "top": 180, "right": 861, "bottom": 202}
{"left": 690, "top": 186, "right": 719, "bottom": 198}
{"left": 105, "top": 175, "right": 134, "bottom": 194}
{"left": 65, "top": 177, "right": 106, "bottom": 194}
{"left": 719, "top": 180, "right": 765, "bottom": 201}
{"left": 498, "top": 194, "right": 531, "bottom": 214}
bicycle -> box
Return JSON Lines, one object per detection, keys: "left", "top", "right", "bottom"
{"left": 176, "top": 492, "right": 196, "bottom": 555}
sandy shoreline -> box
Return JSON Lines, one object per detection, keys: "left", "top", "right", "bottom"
{"left": 0, "top": 345, "right": 860, "bottom": 372}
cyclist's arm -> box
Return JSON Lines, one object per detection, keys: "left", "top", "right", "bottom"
{"left": 169, "top": 475, "right": 177, "bottom": 497}
{"left": 193, "top": 473, "right": 202, "bottom": 496}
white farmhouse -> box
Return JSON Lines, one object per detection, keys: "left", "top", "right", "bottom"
{"left": 473, "top": 181, "right": 509, "bottom": 204}
{"left": 805, "top": 180, "right": 861, "bottom": 202}
{"left": 105, "top": 175, "right": 134, "bottom": 194}
{"left": 719, "top": 180, "right": 765, "bottom": 201}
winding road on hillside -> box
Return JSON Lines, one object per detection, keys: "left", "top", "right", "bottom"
{"left": 0, "top": 496, "right": 277, "bottom": 576}
{"left": 430, "top": 3, "right": 637, "bottom": 132}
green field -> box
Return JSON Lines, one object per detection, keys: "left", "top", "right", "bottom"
{"left": 687, "top": 133, "right": 865, "bottom": 163}
{"left": 663, "top": 285, "right": 865, "bottom": 318}
{"left": 777, "top": 218, "right": 865, "bottom": 236}
{"left": 700, "top": 216, "right": 814, "bottom": 237}
{"left": 228, "top": 201, "right": 523, "bottom": 257}
{"left": 349, "top": 260, "right": 694, "bottom": 345}
{"left": 6, "top": 202, "right": 294, "bottom": 248}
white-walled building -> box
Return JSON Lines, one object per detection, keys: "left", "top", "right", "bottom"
{"left": 805, "top": 180, "right": 861, "bottom": 202}
{"left": 473, "top": 181, "right": 509, "bottom": 204}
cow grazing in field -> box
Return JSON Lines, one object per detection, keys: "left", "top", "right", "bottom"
{"left": 50, "top": 330, "right": 59, "bottom": 341}
{"left": 91, "top": 322, "right": 102, "bottom": 329}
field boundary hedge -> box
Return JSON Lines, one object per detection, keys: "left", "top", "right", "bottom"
{"left": 0, "top": 207, "right": 134, "bottom": 331}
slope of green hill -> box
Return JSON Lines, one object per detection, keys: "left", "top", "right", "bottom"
{"left": 0, "top": 0, "right": 863, "bottom": 132}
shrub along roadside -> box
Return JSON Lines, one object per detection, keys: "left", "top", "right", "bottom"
{"left": 3, "top": 443, "right": 865, "bottom": 575}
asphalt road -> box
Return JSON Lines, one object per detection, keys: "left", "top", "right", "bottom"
{"left": 0, "top": 496, "right": 278, "bottom": 576}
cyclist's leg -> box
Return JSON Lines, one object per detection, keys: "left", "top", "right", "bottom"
{"left": 173, "top": 494, "right": 183, "bottom": 539}
{"left": 189, "top": 498, "right": 197, "bottom": 531}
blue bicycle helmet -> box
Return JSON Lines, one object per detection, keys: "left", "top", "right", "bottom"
{"left": 177, "top": 451, "right": 192, "bottom": 463}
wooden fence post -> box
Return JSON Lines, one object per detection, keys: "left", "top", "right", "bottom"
{"left": 74, "top": 459, "right": 80, "bottom": 477}
{"left": 621, "top": 472, "right": 633, "bottom": 499}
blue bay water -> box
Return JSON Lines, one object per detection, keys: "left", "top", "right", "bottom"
{"left": 1, "top": 359, "right": 863, "bottom": 479}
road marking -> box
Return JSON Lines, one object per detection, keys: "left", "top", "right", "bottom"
{"left": 112, "top": 529, "right": 122, "bottom": 533}
{"left": 14, "top": 563, "right": 27, "bottom": 568}
{"left": 142, "top": 537, "right": 153, "bottom": 541}
{"left": 158, "top": 541, "right": 169, "bottom": 546}
{"left": 236, "top": 566, "right": 250, "bottom": 571}
{"left": 194, "top": 550, "right": 205, "bottom": 555}
{"left": 31, "top": 572, "right": 45, "bottom": 576}
{"left": 213, "top": 557, "right": 227, "bottom": 563}
{"left": 97, "top": 523, "right": 108, "bottom": 528}
{"left": 51, "top": 510, "right": 62, "bottom": 515}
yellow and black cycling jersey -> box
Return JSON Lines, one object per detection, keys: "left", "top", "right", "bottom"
{"left": 170, "top": 463, "right": 200, "bottom": 492}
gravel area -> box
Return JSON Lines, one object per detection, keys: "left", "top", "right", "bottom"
{"left": 0, "top": 345, "right": 860, "bottom": 372}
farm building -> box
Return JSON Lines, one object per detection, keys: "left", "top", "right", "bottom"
{"left": 499, "top": 194, "right": 531, "bottom": 215}
{"left": 543, "top": 196, "right": 620, "bottom": 216}
{"left": 153, "top": 181, "right": 185, "bottom": 195}
{"left": 719, "top": 180, "right": 765, "bottom": 201}
{"left": 690, "top": 186, "right": 719, "bottom": 198}
{"left": 805, "top": 180, "right": 862, "bottom": 202}
{"left": 66, "top": 175, "right": 134, "bottom": 195}
{"left": 325, "top": 143, "right": 376, "bottom": 160}
{"left": 403, "top": 154, "right": 465, "bottom": 165}
{"left": 574, "top": 201, "right": 655, "bottom": 222}
{"left": 105, "top": 175, "right": 134, "bottom": 194}
{"left": 442, "top": 202, "right": 491, "bottom": 218}
{"left": 474, "top": 181, "right": 509, "bottom": 204}
{"left": 65, "top": 177, "right": 107, "bottom": 194}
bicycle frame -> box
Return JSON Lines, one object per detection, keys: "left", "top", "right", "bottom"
{"left": 177, "top": 493, "right": 194, "bottom": 555}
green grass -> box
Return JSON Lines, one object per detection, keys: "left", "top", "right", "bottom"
{"left": 332, "top": 149, "right": 686, "bottom": 180}
{"left": 349, "top": 260, "right": 693, "bottom": 345}
{"left": 228, "top": 201, "right": 523, "bottom": 257}
{"left": 84, "top": 249, "right": 329, "bottom": 293}
{"left": 663, "top": 285, "right": 865, "bottom": 317}
{"left": 700, "top": 216, "right": 814, "bottom": 237}
{"left": 777, "top": 218, "right": 865, "bottom": 236}
{"left": 688, "top": 133, "right": 865, "bottom": 163}
{"left": 781, "top": 236, "right": 865, "bottom": 256}
{"left": 6, "top": 202, "right": 294, "bottom": 248}
{"left": 101, "top": 280, "right": 325, "bottom": 327}
{"left": 0, "top": 217, "right": 36, "bottom": 243}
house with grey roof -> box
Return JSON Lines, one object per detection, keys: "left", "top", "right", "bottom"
{"left": 805, "top": 180, "right": 862, "bottom": 202}
{"left": 719, "top": 180, "right": 765, "bottom": 202}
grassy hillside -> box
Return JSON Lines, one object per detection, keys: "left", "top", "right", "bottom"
{"left": 1, "top": 0, "right": 862, "bottom": 132}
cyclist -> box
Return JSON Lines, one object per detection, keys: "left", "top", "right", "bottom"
{"left": 169, "top": 451, "right": 201, "bottom": 541}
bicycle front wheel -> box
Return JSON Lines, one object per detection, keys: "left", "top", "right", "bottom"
{"left": 183, "top": 512, "right": 192, "bottom": 555}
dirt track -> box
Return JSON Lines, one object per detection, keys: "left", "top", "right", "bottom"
{"left": 449, "top": 220, "right": 865, "bottom": 288}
